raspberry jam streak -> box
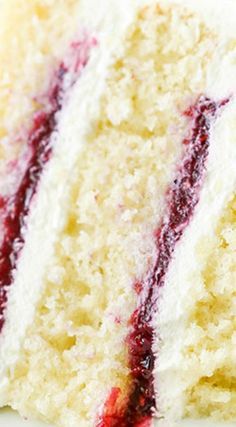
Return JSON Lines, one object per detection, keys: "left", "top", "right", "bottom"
{"left": 0, "top": 38, "right": 96, "bottom": 331}
{"left": 99, "top": 96, "right": 229, "bottom": 427}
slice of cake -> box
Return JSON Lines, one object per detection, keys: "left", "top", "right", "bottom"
{"left": 0, "top": 0, "right": 235, "bottom": 426}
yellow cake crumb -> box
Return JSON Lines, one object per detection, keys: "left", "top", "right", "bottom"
{"left": 5, "top": 4, "right": 221, "bottom": 426}
{"left": 185, "top": 196, "right": 236, "bottom": 420}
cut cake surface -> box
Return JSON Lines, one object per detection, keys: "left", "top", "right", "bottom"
{"left": 0, "top": 1, "right": 235, "bottom": 426}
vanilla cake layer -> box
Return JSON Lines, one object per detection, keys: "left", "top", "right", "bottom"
{"left": 0, "top": 1, "right": 235, "bottom": 427}
{"left": 186, "top": 196, "right": 236, "bottom": 419}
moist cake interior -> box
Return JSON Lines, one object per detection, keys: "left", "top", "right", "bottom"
{"left": 0, "top": 1, "right": 235, "bottom": 426}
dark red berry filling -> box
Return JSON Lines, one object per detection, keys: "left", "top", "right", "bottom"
{"left": 99, "top": 96, "right": 229, "bottom": 427}
{"left": 0, "top": 37, "right": 96, "bottom": 331}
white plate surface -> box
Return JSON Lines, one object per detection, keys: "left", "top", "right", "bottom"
{"left": 0, "top": 408, "right": 235, "bottom": 427}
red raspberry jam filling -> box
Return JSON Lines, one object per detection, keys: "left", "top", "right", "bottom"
{"left": 99, "top": 96, "right": 229, "bottom": 427}
{"left": 0, "top": 37, "right": 96, "bottom": 331}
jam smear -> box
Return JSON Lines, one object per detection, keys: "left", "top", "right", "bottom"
{"left": 99, "top": 96, "right": 229, "bottom": 426}
{"left": 0, "top": 37, "right": 96, "bottom": 331}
